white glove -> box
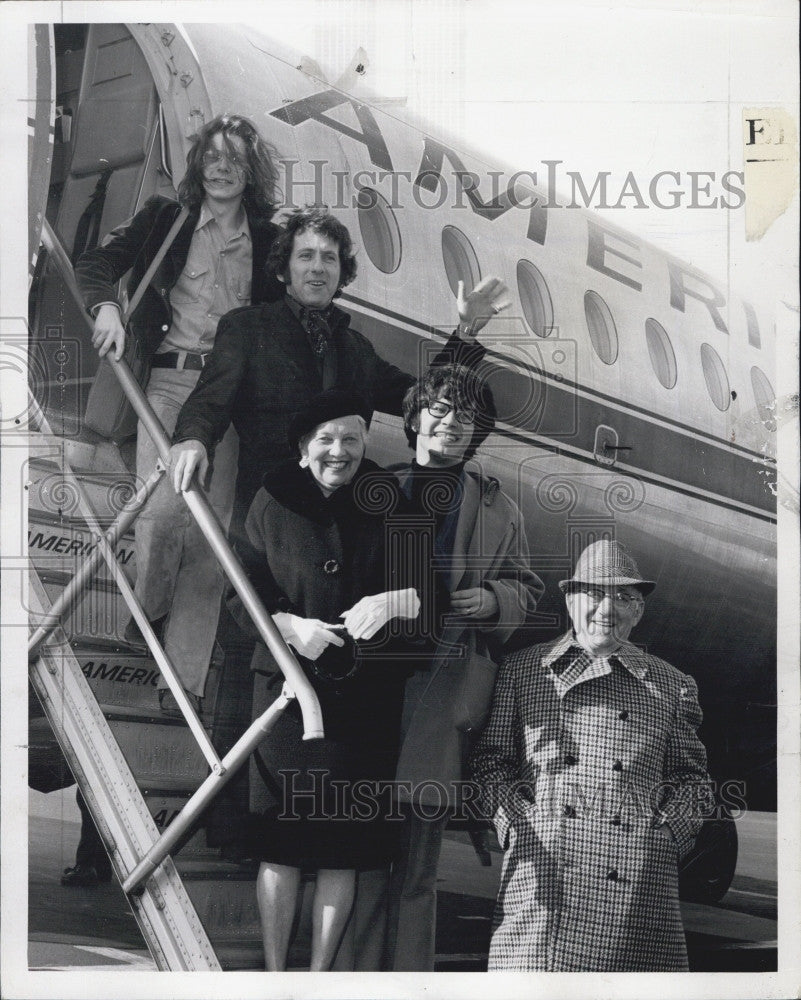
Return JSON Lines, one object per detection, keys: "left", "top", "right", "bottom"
{"left": 273, "top": 612, "right": 345, "bottom": 661}
{"left": 340, "top": 588, "right": 421, "bottom": 641}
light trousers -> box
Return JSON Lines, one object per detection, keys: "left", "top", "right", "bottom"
{"left": 134, "top": 368, "right": 238, "bottom": 697}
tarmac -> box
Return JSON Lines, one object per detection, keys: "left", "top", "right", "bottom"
{"left": 26, "top": 787, "right": 777, "bottom": 973}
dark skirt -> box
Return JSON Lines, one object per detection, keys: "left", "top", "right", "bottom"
{"left": 247, "top": 664, "right": 406, "bottom": 871}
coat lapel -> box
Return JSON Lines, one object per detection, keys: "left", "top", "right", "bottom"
{"left": 250, "top": 219, "right": 270, "bottom": 297}
{"left": 450, "top": 472, "right": 480, "bottom": 591}
{"left": 266, "top": 300, "right": 321, "bottom": 382}
{"left": 250, "top": 218, "right": 283, "bottom": 303}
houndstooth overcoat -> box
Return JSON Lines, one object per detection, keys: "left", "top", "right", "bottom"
{"left": 469, "top": 631, "right": 710, "bottom": 972}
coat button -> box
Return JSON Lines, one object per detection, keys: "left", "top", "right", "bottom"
{"left": 612, "top": 760, "right": 624, "bottom": 772}
{"left": 161, "top": 324, "right": 169, "bottom": 332}
{"left": 564, "top": 753, "right": 578, "bottom": 766}
{"left": 323, "top": 559, "right": 340, "bottom": 574}
{"left": 607, "top": 868, "right": 619, "bottom": 881}
{"left": 619, "top": 710, "right": 629, "bottom": 721}
{"left": 610, "top": 814, "right": 622, "bottom": 826}
{"left": 562, "top": 805, "right": 576, "bottom": 818}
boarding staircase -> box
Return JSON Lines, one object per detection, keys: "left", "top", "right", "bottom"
{"left": 27, "top": 223, "right": 327, "bottom": 970}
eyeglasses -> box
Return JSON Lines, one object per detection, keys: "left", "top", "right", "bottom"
{"left": 426, "top": 399, "right": 476, "bottom": 424}
{"left": 202, "top": 148, "right": 248, "bottom": 172}
{"left": 578, "top": 587, "right": 643, "bottom": 608}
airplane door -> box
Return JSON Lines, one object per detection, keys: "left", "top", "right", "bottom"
{"left": 52, "top": 24, "right": 167, "bottom": 250}
{"left": 29, "top": 24, "right": 171, "bottom": 431}
{"left": 29, "top": 25, "right": 55, "bottom": 283}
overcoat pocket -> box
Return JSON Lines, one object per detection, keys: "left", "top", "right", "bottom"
{"left": 454, "top": 652, "right": 499, "bottom": 733}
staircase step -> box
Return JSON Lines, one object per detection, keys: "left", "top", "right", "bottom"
{"left": 29, "top": 435, "right": 134, "bottom": 480}
{"left": 35, "top": 566, "right": 132, "bottom": 646}
{"left": 29, "top": 516, "right": 136, "bottom": 578}
{"left": 142, "top": 791, "right": 207, "bottom": 857}
{"left": 76, "top": 649, "right": 161, "bottom": 707}
{"left": 110, "top": 719, "right": 210, "bottom": 786}
{"left": 180, "top": 869, "right": 261, "bottom": 941}
{"left": 177, "top": 867, "right": 318, "bottom": 968}
{"left": 215, "top": 941, "right": 265, "bottom": 970}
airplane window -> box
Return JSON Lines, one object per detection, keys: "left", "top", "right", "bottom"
{"left": 750, "top": 366, "right": 777, "bottom": 431}
{"left": 583, "top": 290, "right": 618, "bottom": 365}
{"left": 645, "top": 318, "right": 677, "bottom": 389}
{"left": 517, "top": 259, "right": 554, "bottom": 338}
{"left": 356, "top": 187, "right": 401, "bottom": 274}
{"left": 441, "top": 225, "right": 481, "bottom": 297}
{"left": 700, "top": 343, "right": 731, "bottom": 411}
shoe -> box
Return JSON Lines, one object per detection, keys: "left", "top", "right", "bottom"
{"left": 61, "top": 864, "right": 101, "bottom": 887}
{"left": 158, "top": 688, "right": 202, "bottom": 719}
{"left": 123, "top": 614, "right": 167, "bottom": 652}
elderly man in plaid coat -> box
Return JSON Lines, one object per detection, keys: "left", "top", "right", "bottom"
{"left": 470, "top": 540, "right": 710, "bottom": 971}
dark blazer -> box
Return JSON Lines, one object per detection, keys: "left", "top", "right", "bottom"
{"left": 173, "top": 298, "right": 478, "bottom": 513}
{"left": 74, "top": 195, "right": 283, "bottom": 359}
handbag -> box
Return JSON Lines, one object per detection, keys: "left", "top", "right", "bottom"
{"left": 83, "top": 206, "right": 189, "bottom": 442}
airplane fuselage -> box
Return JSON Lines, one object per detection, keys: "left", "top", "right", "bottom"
{"left": 29, "top": 21, "right": 777, "bottom": 812}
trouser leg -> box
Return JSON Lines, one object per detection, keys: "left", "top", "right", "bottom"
{"left": 134, "top": 369, "right": 237, "bottom": 697}
{"left": 160, "top": 421, "right": 237, "bottom": 697}
{"left": 74, "top": 789, "right": 111, "bottom": 876}
{"left": 333, "top": 867, "right": 391, "bottom": 971}
{"left": 385, "top": 807, "right": 448, "bottom": 971}
{"left": 133, "top": 370, "right": 194, "bottom": 623}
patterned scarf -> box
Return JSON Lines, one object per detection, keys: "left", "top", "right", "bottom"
{"left": 298, "top": 303, "right": 335, "bottom": 357}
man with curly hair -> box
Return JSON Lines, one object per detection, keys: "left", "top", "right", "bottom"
{"left": 76, "top": 113, "right": 282, "bottom": 715}
{"left": 170, "top": 205, "right": 508, "bottom": 545}
{"left": 168, "top": 204, "right": 509, "bottom": 857}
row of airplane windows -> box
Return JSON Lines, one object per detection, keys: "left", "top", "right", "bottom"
{"left": 356, "top": 188, "right": 777, "bottom": 431}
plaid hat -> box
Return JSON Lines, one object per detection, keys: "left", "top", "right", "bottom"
{"left": 288, "top": 389, "right": 372, "bottom": 452}
{"left": 558, "top": 540, "right": 655, "bottom": 595}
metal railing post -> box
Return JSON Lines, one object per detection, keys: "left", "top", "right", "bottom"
{"left": 28, "top": 467, "right": 164, "bottom": 659}
{"left": 109, "top": 358, "right": 324, "bottom": 741}
{"left": 123, "top": 685, "right": 295, "bottom": 893}
{"left": 28, "top": 395, "right": 223, "bottom": 770}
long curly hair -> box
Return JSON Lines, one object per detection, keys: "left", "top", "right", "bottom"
{"left": 267, "top": 205, "right": 358, "bottom": 296}
{"left": 402, "top": 363, "right": 497, "bottom": 458}
{"left": 177, "top": 114, "right": 279, "bottom": 222}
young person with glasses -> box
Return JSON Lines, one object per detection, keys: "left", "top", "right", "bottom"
{"left": 364, "top": 363, "right": 544, "bottom": 971}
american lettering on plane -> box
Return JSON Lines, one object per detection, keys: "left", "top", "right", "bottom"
{"left": 27, "top": 526, "right": 134, "bottom": 564}
{"left": 152, "top": 808, "right": 182, "bottom": 830}
{"left": 271, "top": 89, "right": 760, "bottom": 348}
{"left": 80, "top": 659, "right": 160, "bottom": 686}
